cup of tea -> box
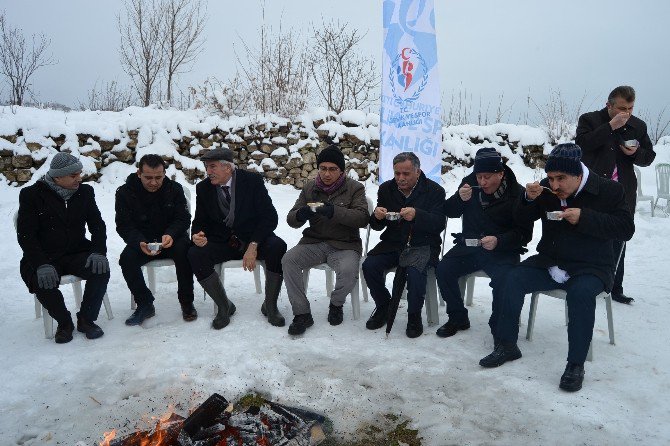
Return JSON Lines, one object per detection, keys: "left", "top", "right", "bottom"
{"left": 385, "top": 212, "right": 401, "bottom": 221}
{"left": 307, "top": 202, "right": 323, "bottom": 212}
{"left": 546, "top": 211, "right": 563, "bottom": 221}
{"left": 148, "top": 242, "right": 162, "bottom": 252}
{"left": 624, "top": 139, "right": 638, "bottom": 148}
{"left": 465, "top": 238, "right": 481, "bottom": 247}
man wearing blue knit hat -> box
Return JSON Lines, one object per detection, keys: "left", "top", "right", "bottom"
{"left": 17, "top": 152, "right": 110, "bottom": 343}
{"left": 479, "top": 143, "right": 634, "bottom": 392}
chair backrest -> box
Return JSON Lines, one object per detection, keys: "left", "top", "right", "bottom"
{"left": 13, "top": 210, "right": 18, "bottom": 231}
{"left": 633, "top": 166, "right": 644, "bottom": 198}
{"left": 363, "top": 197, "right": 374, "bottom": 255}
{"left": 656, "top": 163, "right": 670, "bottom": 196}
{"left": 183, "top": 186, "right": 192, "bottom": 214}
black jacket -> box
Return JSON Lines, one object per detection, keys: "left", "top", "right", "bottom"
{"left": 515, "top": 170, "right": 635, "bottom": 291}
{"left": 576, "top": 108, "right": 656, "bottom": 214}
{"left": 444, "top": 165, "right": 532, "bottom": 260}
{"left": 191, "top": 169, "right": 278, "bottom": 245}
{"left": 368, "top": 172, "right": 446, "bottom": 262}
{"left": 115, "top": 174, "right": 191, "bottom": 250}
{"left": 17, "top": 181, "right": 107, "bottom": 290}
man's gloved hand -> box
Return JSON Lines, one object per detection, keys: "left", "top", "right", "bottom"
{"left": 296, "top": 206, "right": 316, "bottom": 222}
{"left": 85, "top": 253, "right": 109, "bottom": 274}
{"left": 315, "top": 202, "right": 335, "bottom": 219}
{"left": 36, "top": 264, "right": 59, "bottom": 289}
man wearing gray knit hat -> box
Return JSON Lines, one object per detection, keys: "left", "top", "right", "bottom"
{"left": 16, "top": 152, "right": 110, "bottom": 344}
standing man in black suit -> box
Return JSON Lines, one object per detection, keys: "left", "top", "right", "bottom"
{"left": 576, "top": 86, "right": 656, "bottom": 304}
{"left": 187, "top": 148, "right": 287, "bottom": 329}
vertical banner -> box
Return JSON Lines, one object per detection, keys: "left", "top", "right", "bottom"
{"left": 380, "top": 0, "right": 442, "bottom": 183}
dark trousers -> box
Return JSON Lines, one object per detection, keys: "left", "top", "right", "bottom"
{"left": 119, "top": 236, "right": 194, "bottom": 307}
{"left": 361, "top": 251, "right": 434, "bottom": 314}
{"left": 496, "top": 265, "right": 605, "bottom": 364}
{"left": 435, "top": 251, "right": 516, "bottom": 335}
{"left": 612, "top": 240, "right": 626, "bottom": 295}
{"left": 29, "top": 252, "right": 110, "bottom": 325}
{"left": 187, "top": 234, "right": 287, "bottom": 282}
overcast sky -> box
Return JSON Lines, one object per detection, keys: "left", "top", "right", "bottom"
{"left": 1, "top": 0, "right": 669, "bottom": 123}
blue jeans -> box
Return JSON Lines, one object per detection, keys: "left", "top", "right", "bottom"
{"left": 435, "top": 251, "right": 517, "bottom": 335}
{"left": 362, "top": 251, "right": 434, "bottom": 314}
{"left": 496, "top": 265, "right": 605, "bottom": 364}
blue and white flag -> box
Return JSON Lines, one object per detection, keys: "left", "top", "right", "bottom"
{"left": 380, "top": 0, "right": 442, "bottom": 183}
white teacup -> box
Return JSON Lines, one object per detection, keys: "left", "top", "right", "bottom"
{"left": 546, "top": 211, "right": 563, "bottom": 221}
{"left": 465, "top": 238, "right": 481, "bottom": 247}
{"left": 624, "top": 139, "right": 638, "bottom": 148}
{"left": 148, "top": 242, "right": 162, "bottom": 252}
{"left": 385, "top": 212, "right": 400, "bottom": 221}
{"left": 307, "top": 202, "right": 323, "bottom": 212}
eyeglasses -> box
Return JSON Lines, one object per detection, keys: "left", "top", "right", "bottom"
{"left": 318, "top": 166, "right": 341, "bottom": 173}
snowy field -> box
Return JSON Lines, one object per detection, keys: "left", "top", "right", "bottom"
{"left": 1, "top": 147, "right": 669, "bottom": 445}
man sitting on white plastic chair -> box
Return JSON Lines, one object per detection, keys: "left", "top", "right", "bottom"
{"left": 17, "top": 152, "right": 110, "bottom": 343}
{"left": 362, "top": 152, "right": 446, "bottom": 338}
{"left": 187, "top": 148, "right": 287, "bottom": 330}
{"left": 479, "top": 143, "right": 635, "bottom": 392}
{"left": 282, "top": 145, "right": 369, "bottom": 335}
{"left": 436, "top": 148, "right": 532, "bottom": 340}
{"left": 116, "top": 154, "right": 195, "bottom": 326}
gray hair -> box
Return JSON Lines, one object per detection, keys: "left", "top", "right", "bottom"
{"left": 220, "top": 160, "right": 236, "bottom": 170}
{"left": 607, "top": 85, "right": 635, "bottom": 104}
{"left": 392, "top": 152, "right": 421, "bottom": 169}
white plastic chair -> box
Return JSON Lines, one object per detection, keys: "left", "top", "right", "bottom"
{"left": 458, "top": 270, "right": 490, "bottom": 307}
{"left": 633, "top": 166, "right": 654, "bottom": 216}
{"left": 301, "top": 197, "right": 374, "bottom": 321}
{"left": 653, "top": 163, "right": 670, "bottom": 216}
{"left": 130, "top": 186, "right": 192, "bottom": 309}
{"left": 13, "top": 211, "right": 114, "bottom": 339}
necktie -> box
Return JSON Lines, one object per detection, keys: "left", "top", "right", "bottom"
{"left": 612, "top": 165, "right": 619, "bottom": 182}
{"left": 222, "top": 185, "right": 231, "bottom": 203}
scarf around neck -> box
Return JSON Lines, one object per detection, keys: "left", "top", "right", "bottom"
{"left": 478, "top": 178, "right": 507, "bottom": 209}
{"left": 41, "top": 174, "right": 77, "bottom": 202}
{"left": 315, "top": 172, "right": 346, "bottom": 195}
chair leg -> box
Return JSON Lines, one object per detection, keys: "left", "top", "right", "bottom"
{"left": 605, "top": 294, "right": 615, "bottom": 345}
{"left": 43, "top": 305, "right": 53, "bottom": 339}
{"left": 651, "top": 200, "right": 654, "bottom": 217}
{"left": 72, "top": 281, "right": 83, "bottom": 309}
{"left": 564, "top": 300, "right": 569, "bottom": 326}
{"left": 302, "top": 269, "right": 311, "bottom": 290}
{"left": 586, "top": 341, "right": 593, "bottom": 362}
{"left": 131, "top": 295, "right": 137, "bottom": 310}
{"left": 34, "top": 296, "right": 42, "bottom": 319}
{"left": 360, "top": 266, "right": 369, "bottom": 302}
{"left": 458, "top": 276, "right": 467, "bottom": 306}
{"left": 465, "top": 276, "right": 475, "bottom": 307}
{"left": 325, "top": 270, "right": 334, "bottom": 296}
{"left": 103, "top": 293, "right": 114, "bottom": 320}
{"left": 253, "top": 264, "right": 262, "bottom": 294}
{"left": 526, "top": 292, "right": 539, "bottom": 341}
{"left": 350, "top": 278, "right": 361, "bottom": 321}
{"left": 425, "top": 269, "right": 439, "bottom": 326}
{"left": 147, "top": 266, "right": 157, "bottom": 295}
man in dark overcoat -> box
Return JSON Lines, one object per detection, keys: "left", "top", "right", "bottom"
{"left": 479, "top": 143, "right": 635, "bottom": 392}
{"left": 187, "top": 148, "right": 287, "bottom": 330}
{"left": 436, "top": 148, "right": 532, "bottom": 340}
{"left": 17, "top": 152, "right": 110, "bottom": 343}
{"left": 576, "top": 85, "right": 656, "bottom": 304}
{"left": 362, "top": 151, "right": 446, "bottom": 338}
{"left": 116, "top": 154, "right": 195, "bottom": 326}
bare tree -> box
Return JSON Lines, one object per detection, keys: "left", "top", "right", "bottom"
{"left": 118, "top": 0, "right": 165, "bottom": 106}
{"left": 189, "top": 75, "right": 248, "bottom": 117}
{"left": 639, "top": 106, "right": 670, "bottom": 144}
{"left": 163, "top": 0, "right": 206, "bottom": 104}
{"left": 308, "top": 20, "right": 379, "bottom": 113}
{"left": 80, "top": 79, "right": 135, "bottom": 111}
{"left": 531, "top": 89, "right": 588, "bottom": 144}
{"left": 0, "top": 12, "right": 54, "bottom": 106}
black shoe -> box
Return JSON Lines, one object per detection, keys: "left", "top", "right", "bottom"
{"left": 365, "top": 303, "right": 389, "bottom": 330}
{"left": 436, "top": 318, "right": 471, "bottom": 338}
{"left": 559, "top": 362, "right": 585, "bottom": 392}
{"left": 180, "top": 302, "right": 198, "bottom": 322}
{"left": 406, "top": 312, "right": 423, "bottom": 338}
{"left": 77, "top": 316, "right": 104, "bottom": 339}
{"left": 479, "top": 343, "right": 522, "bottom": 368}
{"left": 611, "top": 293, "right": 634, "bottom": 304}
{"left": 327, "top": 304, "right": 344, "bottom": 326}
{"left": 288, "top": 313, "right": 314, "bottom": 335}
{"left": 54, "top": 321, "right": 74, "bottom": 344}
{"left": 212, "top": 302, "right": 236, "bottom": 330}
{"left": 125, "top": 304, "right": 156, "bottom": 326}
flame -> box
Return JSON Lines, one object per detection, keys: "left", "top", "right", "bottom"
{"left": 99, "top": 429, "right": 116, "bottom": 446}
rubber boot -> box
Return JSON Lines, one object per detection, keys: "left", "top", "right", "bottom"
{"left": 261, "top": 270, "right": 286, "bottom": 327}
{"left": 199, "top": 272, "right": 236, "bottom": 329}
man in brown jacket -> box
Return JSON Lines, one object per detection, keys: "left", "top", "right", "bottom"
{"left": 282, "top": 145, "right": 370, "bottom": 335}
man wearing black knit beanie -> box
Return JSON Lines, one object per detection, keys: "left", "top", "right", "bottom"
{"left": 479, "top": 143, "right": 635, "bottom": 392}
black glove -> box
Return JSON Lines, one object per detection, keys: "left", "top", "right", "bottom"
{"left": 36, "top": 264, "right": 59, "bottom": 289}
{"left": 85, "top": 253, "right": 109, "bottom": 274}
{"left": 315, "top": 202, "right": 335, "bottom": 219}
{"left": 296, "top": 206, "right": 316, "bottom": 223}
{"left": 451, "top": 233, "right": 464, "bottom": 245}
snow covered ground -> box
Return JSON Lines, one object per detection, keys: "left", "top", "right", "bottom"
{"left": 1, "top": 145, "right": 669, "bottom": 446}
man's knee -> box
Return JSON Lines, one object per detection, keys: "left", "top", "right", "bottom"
{"left": 281, "top": 245, "right": 304, "bottom": 270}
{"left": 119, "top": 246, "right": 142, "bottom": 268}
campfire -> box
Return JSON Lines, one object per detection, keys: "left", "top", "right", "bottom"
{"left": 99, "top": 393, "right": 327, "bottom": 446}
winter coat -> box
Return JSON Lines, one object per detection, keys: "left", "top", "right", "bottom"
{"left": 286, "top": 177, "right": 369, "bottom": 253}
{"left": 576, "top": 108, "right": 656, "bottom": 214}
{"left": 115, "top": 174, "right": 191, "bottom": 251}
{"left": 191, "top": 169, "right": 278, "bottom": 245}
{"left": 368, "top": 172, "right": 446, "bottom": 262}
{"left": 443, "top": 165, "right": 532, "bottom": 262}
{"left": 17, "top": 181, "right": 107, "bottom": 292}
{"left": 515, "top": 169, "right": 635, "bottom": 291}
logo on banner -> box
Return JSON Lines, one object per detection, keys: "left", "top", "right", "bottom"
{"left": 390, "top": 47, "right": 428, "bottom": 106}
